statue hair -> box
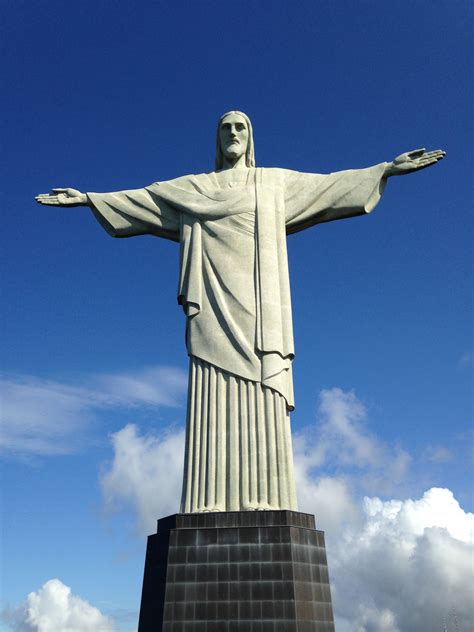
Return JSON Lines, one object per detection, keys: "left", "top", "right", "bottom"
{"left": 215, "top": 111, "right": 256, "bottom": 170}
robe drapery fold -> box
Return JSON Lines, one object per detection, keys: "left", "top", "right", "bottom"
{"left": 88, "top": 164, "right": 387, "bottom": 512}
{"left": 181, "top": 357, "right": 297, "bottom": 513}
{"left": 88, "top": 163, "right": 387, "bottom": 410}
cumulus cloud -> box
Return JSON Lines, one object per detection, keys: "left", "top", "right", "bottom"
{"left": 332, "top": 488, "right": 474, "bottom": 632}
{"left": 100, "top": 423, "right": 185, "bottom": 534}
{"left": 317, "top": 387, "right": 380, "bottom": 467}
{"left": 291, "top": 388, "right": 474, "bottom": 630}
{"left": 295, "top": 473, "right": 360, "bottom": 535}
{"left": 294, "top": 387, "right": 411, "bottom": 504}
{"left": 3, "top": 578, "right": 114, "bottom": 632}
{"left": 0, "top": 366, "right": 186, "bottom": 457}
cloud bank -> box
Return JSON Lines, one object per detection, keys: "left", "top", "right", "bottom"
{"left": 98, "top": 386, "right": 474, "bottom": 631}
{"left": 294, "top": 388, "right": 474, "bottom": 631}
{"left": 333, "top": 488, "right": 473, "bottom": 632}
{"left": 3, "top": 579, "right": 114, "bottom": 632}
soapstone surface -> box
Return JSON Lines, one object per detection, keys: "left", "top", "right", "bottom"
{"left": 35, "top": 112, "right": 444, "bottom": 513}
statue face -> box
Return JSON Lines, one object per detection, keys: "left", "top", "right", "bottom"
{"left": 219, "top": 113, "right": 249, "bottom": 162}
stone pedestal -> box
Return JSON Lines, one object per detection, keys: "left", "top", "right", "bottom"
{"left": 138, "top": 510, "right": 335, "bottom": 632}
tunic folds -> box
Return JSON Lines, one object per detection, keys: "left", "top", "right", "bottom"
{"left": 181, "top": 357, "right": 297, "bottom": 513}
{"left": 87, "top": 164, "right": 387, "bottom": 512}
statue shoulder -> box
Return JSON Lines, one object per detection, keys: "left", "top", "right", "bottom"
{"left": 149, "top": 172, "right": 211, "bottom": 192}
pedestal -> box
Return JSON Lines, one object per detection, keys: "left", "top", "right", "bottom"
{"left": 138, "top": 510, "right": 335, "bottom": 632}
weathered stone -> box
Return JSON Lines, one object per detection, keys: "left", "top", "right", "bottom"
{"left": 35, "top": 112, "right": 445, "bottom": 514}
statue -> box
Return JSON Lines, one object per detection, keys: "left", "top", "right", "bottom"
{"left": 36, "top": 111, "right": 445, "bottom": 514}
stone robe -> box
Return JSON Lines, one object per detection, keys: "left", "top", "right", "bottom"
{"left": 87, "top": 164, "right": 387, "bottom": 512}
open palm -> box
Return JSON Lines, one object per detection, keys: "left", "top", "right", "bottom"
{"left": 35, "top": 188, "right": 87, "bottom": 206}
{"left": 387, "top": 148, "right": 446, "bottom": 176}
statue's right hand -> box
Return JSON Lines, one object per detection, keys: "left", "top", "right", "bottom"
{"left": 35, "top": 188, "right": 88, "bottom": 206}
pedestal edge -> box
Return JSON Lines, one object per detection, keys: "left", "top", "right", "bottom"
{"left": 157, "top": 510, "right": 316, "bottom": 532}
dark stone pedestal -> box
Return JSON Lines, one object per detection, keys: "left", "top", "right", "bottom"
{"left": 138, "top": 510, "right": 335, "bottom": 632}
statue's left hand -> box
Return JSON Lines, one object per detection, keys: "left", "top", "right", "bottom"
{"left": 384, "top": 148, "right": 446, "bottom": 177}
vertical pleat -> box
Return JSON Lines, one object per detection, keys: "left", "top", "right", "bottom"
{"left": 215, "top": 369, "right": 226, "bottom": 509}
{"left": 284, "top": 413, "right": 298, "bottom": 510}
{"left": 180, "top": 356, "right": 298, "bottom": 513}
{"left": 248, "top": 382, "right": 258, "bottom": 507}
{"left": 256, "top": 382, "right": 268, "bottom": 505}
{"left": 206, "top": 365, "right": 217, "bottom": 508}
{"left": 265, "top": 387, "right": 279, "bottom": 509}
{"left": 275, "top": 396, "right": 289, "bottom": 508}
{"left": 191, "top": 359, "right": 203, "bottom": 512}
{"left": 197, "top": 360, "right": 209, "bottom": 510}
{"left": 228, "top": 374, "right": 240, "bottom": 510}
{"left": 240, "top": 381, "right": 249, "bottom": 509}
{"left": 180, "top": 360, "right": 195, "bottom": 513}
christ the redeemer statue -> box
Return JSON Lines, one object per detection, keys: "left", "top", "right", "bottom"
{"left": 36, "top": 111, "right": 445, "bottom": 514}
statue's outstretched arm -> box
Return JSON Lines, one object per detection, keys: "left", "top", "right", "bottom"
{"left": 383, "top": 148, "right": 446, "bottom": 178}
{"left": 36, "top": 185, "right": 181, "bottom": 241}
{"left": 35, "top": 188, "right": 89, "bottom": 207}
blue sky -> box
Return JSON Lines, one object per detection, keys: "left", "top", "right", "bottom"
{"left": 1, "top": 1, "right": 472, "bottom": 631}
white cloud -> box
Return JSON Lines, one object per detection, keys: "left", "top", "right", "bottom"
{"left": 291, "top": 388, "right": 474, "bottom": 631}
{"left": 0, "top": 367, "right": 187, "bottom": 457}
{"left": 294, "top": 387, "right": 411, "bottom": 499}
{"left": 100, "top": 423, "right": 185, "bottom": 534}
{"left": 362, "top": 487, "right": 472, "bottom": 543}
{"left": 317, "top": 387, "right": 381, "bottom": 467}
{"left": 0, "top": 377, "right": 97, "bottom": 456}
{"left": 95, "top": 366, "right": 187, "bottom": 407}
{"left": 3, "top": 579, "right": 114, "bottom": 632}
{"left": 331, "top": 488, "right": 474, "bottom": 632}
{"left": 295, "top": 469, "right": 360, "bottom": 534}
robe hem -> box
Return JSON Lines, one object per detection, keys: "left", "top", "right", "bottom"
{"left": 188, "top": 353, "right": 294, "bottom": 412}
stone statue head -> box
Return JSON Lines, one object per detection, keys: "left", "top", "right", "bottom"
{"left": 215, "top": 111, "right": 255, "bottom": 170}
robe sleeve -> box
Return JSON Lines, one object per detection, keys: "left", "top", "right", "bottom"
{"left": 284, "top": 163, "right": 388, "bottom": 235}
{"left": 87, "top": 183, "right": 180, "bottom": 242}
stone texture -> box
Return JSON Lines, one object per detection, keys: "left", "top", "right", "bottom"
{"left": 138, "top": 511, "right": 335, "bottom": 632}
{"left": 36, "top": 113, "right": 445, "bottom": 516}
